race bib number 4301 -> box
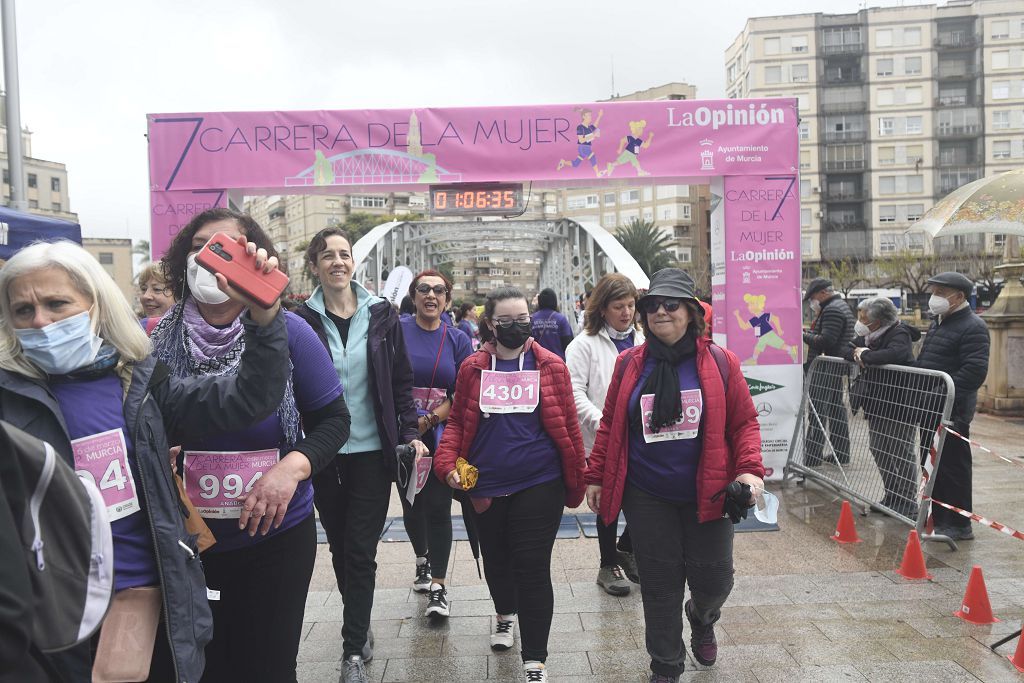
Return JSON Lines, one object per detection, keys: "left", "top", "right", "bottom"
{"left": 183, "top": 449, "right": 279, "bottom": 519}
{"left": 479, "top": 369, "right": 540, "bottom": 414}
{"left": 640, "top": 390, "right": 703, "bottom": 443}
{"left": 72, "top": 428, "right": 140, "bottom": 522}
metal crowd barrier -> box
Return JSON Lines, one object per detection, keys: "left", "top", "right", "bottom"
{"left": 785, "top": 355, "right": 958, "bottom": 549}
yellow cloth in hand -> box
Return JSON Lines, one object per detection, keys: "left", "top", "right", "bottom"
{"left": 455, "top": 457, "right": 479, "bottom": 491}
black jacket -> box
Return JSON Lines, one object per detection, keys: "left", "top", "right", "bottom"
{"left": 842, "top": 322, "right": 918, "bottom": 419}
{"left": 915, "top": 305, "right": 990, "bottom": 428}
{"left": 295, "top": 299, "right": 419, "bottom": 467}
{"left": 0, "top": 311, "right": 289, "bottom": 683}
{"left": 805, "top": 294, "right": 855, "bottom": 361}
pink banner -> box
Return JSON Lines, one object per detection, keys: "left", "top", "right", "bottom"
{"left": 723, "top": 175, "right": 802, "bottom": 367}
{"left": 149, "top": 189, "right": 226, "bottom": 257}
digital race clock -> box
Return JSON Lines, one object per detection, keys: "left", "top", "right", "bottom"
{"left": 429, "top": 183, "right": 525, "bottom": 216}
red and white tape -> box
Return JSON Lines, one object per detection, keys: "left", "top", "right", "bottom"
{"left": 942, "top": 425, "right": 1024, "bottom": 472}
{"left": 924, "top": 496, "right": 1024, "bottom": 542}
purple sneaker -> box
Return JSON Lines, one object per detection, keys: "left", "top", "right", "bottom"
{"left": 685, "top": 599, "right": 717, "bottom": 666}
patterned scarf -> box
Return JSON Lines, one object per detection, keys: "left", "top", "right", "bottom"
{"left": 605, "top": 323, "right": 634, "bottom": 341}
{"left": 151, "top": 298, "right": 300, "bottom": 447}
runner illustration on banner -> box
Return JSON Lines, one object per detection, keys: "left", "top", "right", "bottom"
{"left": 733, "top": 293, "right": 800, "bottom": 365}
{"left": 557, "top": 108, "right": 603, "bottom": 176}
{"left": 603, "top": 120, "right": 654, "bottom": 177}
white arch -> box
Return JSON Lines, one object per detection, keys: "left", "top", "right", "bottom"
{"left": 352, "top": 219, "right": 649, "bottom": 289}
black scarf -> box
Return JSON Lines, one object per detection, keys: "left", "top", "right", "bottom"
{"left": 631, "top": 329, "right": 698, "bottom": 433}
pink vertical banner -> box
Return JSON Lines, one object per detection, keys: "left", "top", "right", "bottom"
{"left": 149, "top": 189, "right": 225, "bottom": 259}
{"left": 723, "top": 175, "right": 802, "bottom": 366}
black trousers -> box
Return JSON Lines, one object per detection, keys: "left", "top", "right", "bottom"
{"left": 596, "top": 515, "right": 632, "bottom": 568}
{"left": 866, "top": 413, "right": 918, "bottom": 508}
{"left": 622, "top": 485, "right": 734, "bottom": 679}
{"left": 312, "top": 451, "right": 392, "bottom": 659}
{"left": 930, "top": 422, "right": 973, "bottom": 529}
{"left": 400, "top": 466, "right": 455, "bottom": 579}
{"left": 804, "top": 367, "right": 850, "bottom": 465}
{"left": 475, "top": 477, "right": 564, "bottom": 663}
{"left": 201, "top": 513, "right": 316, "bottom": 683}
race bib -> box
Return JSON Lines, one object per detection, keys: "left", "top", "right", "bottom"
{"left": 412, "top": 387, "right": 447, "bottom": 413}
{"left": 479, "top": 369, "right": 540, "bottom": 414}
{"left": 72, "top": 429, "right": 140, "bottom": 522}
{"left": 641, "top": 390, "right": 703, "bottom": 443}
{"left": 405, "top": 456, "right": 434, "bottom": 504}
{"left": 182, "top": 449, "right": 279, "bottom": 519}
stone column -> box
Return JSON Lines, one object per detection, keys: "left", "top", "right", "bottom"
{"left": 979, "top": 262, "right": 1024, "bottom": 415}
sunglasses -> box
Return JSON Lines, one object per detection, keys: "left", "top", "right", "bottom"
{"left": 640, "top": 297, "right": 684, "bottom": 314}
{"left": 415, "top": 283, "right": 448, "bottom": 296}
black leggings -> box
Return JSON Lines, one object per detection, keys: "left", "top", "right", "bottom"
{"left": 596, "top": 515, "right": 633, "bottom": 568}
{"left": 200, "top": 513, "right": 317, "bottom": 683}
{"left": 400, "top": 467, "right": 455, "bottom": 578}
{"left": 475, "top": 477, "right": 564, "bottom": 663}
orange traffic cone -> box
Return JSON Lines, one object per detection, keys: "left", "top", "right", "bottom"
{"left": 954, "top": 565, "right": 998, "bottom": 624}
{"left": 895, "top": 530, "right": 932, "bottom": 580}
{"left": 832, "top": 500, "right": 862, "bottom": 544}
{"left": 1009, "top": 630, "right": 1024, "bottom": 672}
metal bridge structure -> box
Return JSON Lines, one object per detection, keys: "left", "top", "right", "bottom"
{"left": 284, "top": 149, "right": 463, "bottom": 187}
{"left": 352, "top": 219, "right": 650, "bottom": 317}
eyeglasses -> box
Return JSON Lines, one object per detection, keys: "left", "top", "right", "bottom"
{"left": 492, "top": 315, "right": 531, "bottom": 328}
{"left": 639, "top": 298, "right": 684, "bottom": 315}
{"left": 415, "top": 283, "right": 448, "bottom": 296}
{"left": 139, "top": 285, "right": 173, "bottom": 297}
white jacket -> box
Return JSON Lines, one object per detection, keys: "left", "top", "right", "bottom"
{"left": 565, "top": 325, "right": 645, "bottom": 451}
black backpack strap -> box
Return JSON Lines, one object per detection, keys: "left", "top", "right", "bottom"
{"left": 709, "top": 344, "right": 730, "bottom": 395}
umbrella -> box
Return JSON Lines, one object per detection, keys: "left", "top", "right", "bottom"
{"left": 0, "top": 206, "right": 82, "bottom": 259}
{"left": 910, "top": 169, "right": 1024, "bottom": 238}
{"left": 454, "top": 491, "right": 483, "bottom": 578}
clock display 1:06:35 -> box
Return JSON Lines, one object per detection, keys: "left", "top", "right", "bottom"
{"left": 434, "top": 189, "right": 516, "bottom": 210}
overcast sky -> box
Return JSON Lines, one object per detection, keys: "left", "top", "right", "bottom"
{"left": 11, "top": 0, "right": 925, "bottom": 244}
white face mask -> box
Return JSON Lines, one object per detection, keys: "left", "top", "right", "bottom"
{"left": 928, "top": 294, "right": 951, "bottom": 316}
{"left": 809, "top": 299, "right": 821, "bottom": 313}
{"left": 186, "top": 253, "right": 230, "bottom": 305}
{"left": 854, "top": 321, "right": 871, "bottom": 337}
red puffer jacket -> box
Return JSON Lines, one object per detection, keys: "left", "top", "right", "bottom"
{"left": 434, "top": 339, "right": 587, "bottom": 508}
{"left": 585, "top": 337, "right": 765, "bottom": 524}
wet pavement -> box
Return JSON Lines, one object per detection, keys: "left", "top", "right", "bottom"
{"left": 299, "top": 412, "right": 1024, "bottom": 682}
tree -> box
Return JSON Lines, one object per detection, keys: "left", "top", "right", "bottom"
{"left": 334, "top": 212, "right": 426, "bottom": 243}
{"left": 875, "top": 250, "right": 941, "bottom": 309}
{"left": 133, "top": 240, "right": 151, "bottom": 265}
{"left": 824, "top": 258, "right": 865, "bottom": 298}
{"left": 615, "top": 218, "right": 674, "bottom": 278}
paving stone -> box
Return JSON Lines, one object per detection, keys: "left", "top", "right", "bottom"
{"left": 753, "top": 664, "right": 868, "bottom": 682}
{"left": 380, "top": 655, "right": 488, "bottom": 682}
{"left": 855, "top": 660, "right": 979, "bottom": 682}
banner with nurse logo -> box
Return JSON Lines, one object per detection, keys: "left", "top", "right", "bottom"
{"left": 721, "top": 175, "right": 803, "bottom": 480}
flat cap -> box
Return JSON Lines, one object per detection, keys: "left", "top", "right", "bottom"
{"left": 803, "top": 277, "right": 832, "bottom": 301}
{"left": 638, "top": 268, "right": 697, "bottom": 304}
{"left": 927, "top": 271, "right": 973, "bottom": 296}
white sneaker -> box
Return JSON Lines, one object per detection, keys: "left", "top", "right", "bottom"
{"left": 524, "top": 661, "right": 548, "bottom": 682}
{"left": 413, "top": 557, "right": 432, "bottom": 593}
{"left": 490, "top": 613, "right": 516, "bottom": 651}
{"left": 424, "top": 583, "right": 450, "bottom": 618}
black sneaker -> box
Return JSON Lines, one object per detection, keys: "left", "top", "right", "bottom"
{"left": 413, "top": 559, "right": 432, "bottom": 593}
{"left": 425, "top": 583, "right": 450, "bottom": 618}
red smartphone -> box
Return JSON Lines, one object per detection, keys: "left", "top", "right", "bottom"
{"left": 194, "top": 232, "right": 289, "bottom": 309}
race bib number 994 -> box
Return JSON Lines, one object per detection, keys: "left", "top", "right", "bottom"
{"left": 183, "top": 449, "right": 279, "bottom": 519}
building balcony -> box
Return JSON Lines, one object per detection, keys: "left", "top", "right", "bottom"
{"left": 935, "top": 33, "right": 979, "bottom": 49}
{"left": 823, "top": 74, "right": 864, "bottom": 86}
{"left": 935, "top": 96, "right": 977, "bottom": 108}
{"left": 935, "top": 165, "right": 984, "bottom": 196}
{"left": 935, "top": 155, "right": 982, "bottom": 168}
{"left": 823, "top": 158, "right": 867, "bottom": 172}
{"left": 823, "top": 130, "right": 866, "bottom": 143}
{"left": 820, "top": 229, "right": 871, "bottom": 261}
{"left": 822, "top": 42, "right": 865, "bottom": 56}
{"left": 935, "top": 122, "right": 982, "bottom": 139}
{"left": 823, "top": 189, "right": 870, "bottom": 202}
{"left": 936, "top": 63, "right": 980, "bottom": 80}
{"left": 820, "top": 100, "right": 866, "bottom": 114}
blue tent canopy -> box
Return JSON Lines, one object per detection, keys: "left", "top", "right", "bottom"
{"left": 0, "top": 206, "right": 82, "bottom": 260}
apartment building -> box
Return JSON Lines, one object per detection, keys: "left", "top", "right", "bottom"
{"left": 725, "top": 0, "right": 1024, "bottom": 263}
{"left": 83, "top": 237, "right": 134, "bottom": 304}
{"left": 1, "top": 95, "right": 77, "bottom": 222}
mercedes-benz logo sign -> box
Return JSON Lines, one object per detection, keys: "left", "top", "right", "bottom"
{"left": 756, "top": 402, "right": 773, "bottom": 417}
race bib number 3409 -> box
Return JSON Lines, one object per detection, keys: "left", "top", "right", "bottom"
{"left": 72, "top": 428, "right": 140, "bottom": 522}
{"left": 641, "top": 390, "right": 703, "bottom": 443}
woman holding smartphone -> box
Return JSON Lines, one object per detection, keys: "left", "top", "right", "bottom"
{"left": 153, "top": 208, "right": 351, "bottom": 683}
{"left": 399, "top": 270, "right": 473, "bottom": 617}
{"left": 434, "top": 286, "right": 585, "bottom": 683}
{"left": 296, "top": 227, "right": 428, "bottom": 683}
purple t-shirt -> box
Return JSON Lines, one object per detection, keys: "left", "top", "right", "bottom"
{"left": 401, "top": 320, "right": 473, "bottom": 450}
{"left": 613, "top": 331, "right": 636, "bottom": 355}
{"left": 749, "top": 313, "right": 772, "bottom": 337}
{"left": 456, "top": 319, "right": 478, "bottom": 343}
{"left": 52, "top": 374, "right": 159, "bottom": 591}
{"left": 531, "top": 309, "right": 573, "bottom": 359}
{"left": 179, "top": 312, "right": 342, "bottom": 553}
{"left": 468, "top": 351, "right": 562, "bottom": 497}
{"left": 627, "top": 355, "right": 703, "bottom": 503}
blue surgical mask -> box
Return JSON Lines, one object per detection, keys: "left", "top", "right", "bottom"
{"left": 751, "top": 488, "right": 780, "bottom": 525}
{"left": 15, "top": 311, "right": 103, "bottom": 375}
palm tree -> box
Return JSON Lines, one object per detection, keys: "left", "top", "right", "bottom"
{"left": 615, "top": 218, "right": 674, "bottom": 277}
{"left": 133, "top": 240, "right": 151, "bottom": 265}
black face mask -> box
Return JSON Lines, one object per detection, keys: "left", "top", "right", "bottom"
{"left": 495, "top": 321, "right": 532, "bottom": 349}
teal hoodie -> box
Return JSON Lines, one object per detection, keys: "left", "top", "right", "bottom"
{"left": 306, "top": 281, "right": 384, "bottom": 454}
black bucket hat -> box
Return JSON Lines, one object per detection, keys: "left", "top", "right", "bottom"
{"left": 637, "top": 268, "right": 697, "bottom": 306}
